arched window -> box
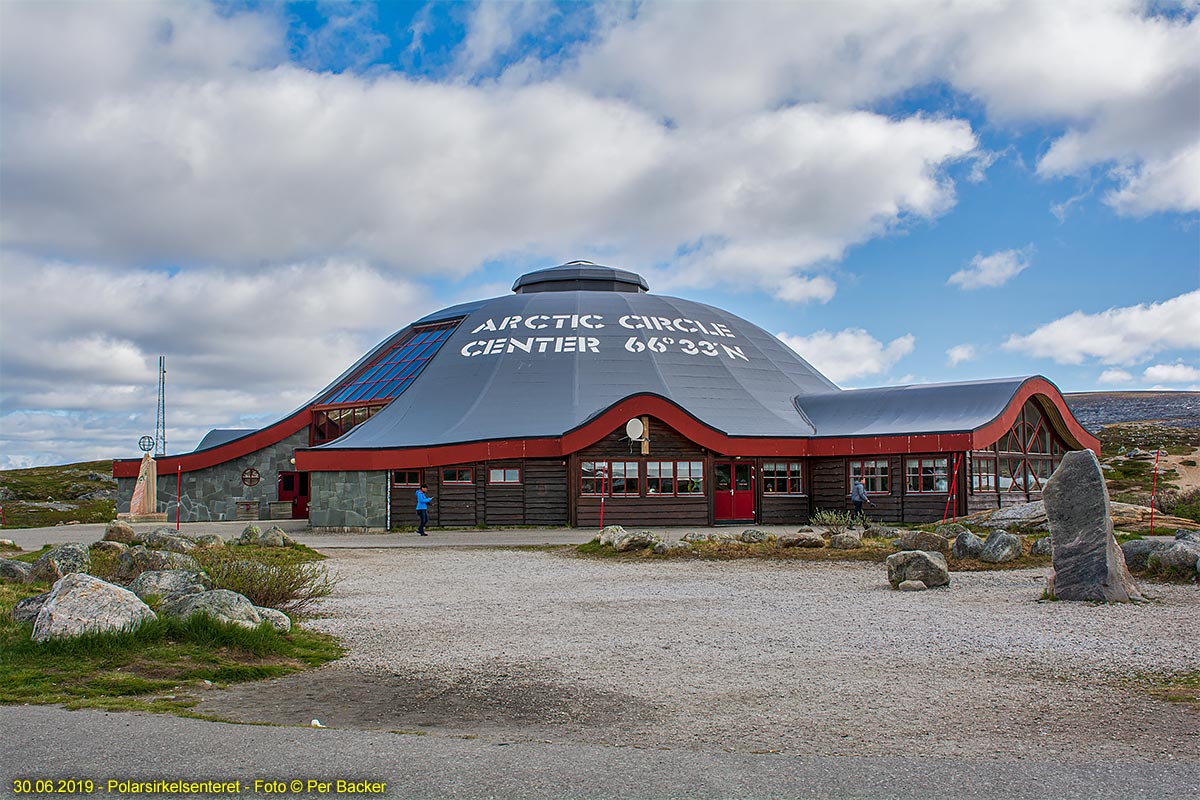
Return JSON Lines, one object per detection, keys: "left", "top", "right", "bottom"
{"left": 985, "top": 399, "right": 1067, "bottom": 494}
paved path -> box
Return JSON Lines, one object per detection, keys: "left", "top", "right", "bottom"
{"left": 3, "top": 705, "right": 1193, "bottom": 800}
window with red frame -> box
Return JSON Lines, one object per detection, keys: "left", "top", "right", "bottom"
{"left": 905, "top": 457, "right": 949, "bottom": 493}
{"left": 579, "top": 460, "right": 640, "bottom": 496}
{"left": 849, "top": 459, "right": 890, "bottom": 494}
{"left": 442, "top": 467, "right": 474, "bottom": 484}
{"left": 393, "top": 470, "right": 421, "bottom": 486}
{"left": 762, "top": 462, "right": 804, "bottom": 494}
{"left": 488, "top": 467, "right": 521, "bottom": 484}
{"left": 970, "top": 457, "right": 996, "bottom": 492}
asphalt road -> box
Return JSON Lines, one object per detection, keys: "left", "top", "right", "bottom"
{"left": 3, "top": 705, "right": 1194, "bottom": 800}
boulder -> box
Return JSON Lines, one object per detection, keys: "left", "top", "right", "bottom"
{"left": 91, "top": 541, "right": 128, "bottom": 556}
{"left": 898, "top": 580, "right": 928, "bottom": 592}
{"left": 952, "top": 531, "right": 985, "bottom": 559}
{"left": 864, "top": 526, "right": 900, "bottom": 540}
{"left": 829, "top": 533, "right": 863, "bottom": 550}
{"left": 709, "top": 532, "right": 737, "bottom": 544}
{"left": 118, "top": 546, "right": 201, "bottom": 580}
{"left": 31, "top": 574, "right": 156, "bottom": 642}
{"left": 652, "top": 542, "right": 668, "bottom": 554}
{"left": 237, "top": 524, "right": 262, "bottom": 544}
{"left": 103, "top": 520, "right": 136, "bottom": 544}
{"left": 256, "top": 528, "right": 288, "bottom": 548}
{"left": 1043, "top": 450, "right": 1143, "bottom": 602}
{"left": 163, "top": 589, "right": 263, "bottom": 628}
{"left": 0, "top": 538, "right": 16, "bottom": 548}
{"left": 598, "top": 525, "right": 627, "bottom": 547}
{"left": 1146, "top": 541, "right": 1200, "bottom": 577}
{"left": 900, "top": 530, "right": 951, "bottom": 553}
{"left": 1119, "top": 539, "right": 1170, "bottom": 571}
{"left": 935, "top": 523, "right": 969, "bottom": 540}
{"left": 128, "top": 569, "right": 212, "bottom": 602}
{"left": 190, "top": 534, "right": 225, "bottom": 549}
{"left": 29, "top": 543, "right": 91, "bottom": 583}
{"left": 739, "top": 529, "right": 771, "bottom": 544}
{"left": 680, "top": 532, "right": 710, "bottom": 543}
{"left": 254, "top": 606, "right": 291, "bottom": 633}
{"left": 980, "top": 530, "right": 1022, "bottom": 563}
{"left": 1, "top": 558, "right": 32, "bottom": 582}
{"left": 613, "top": 529, "right": 663, "bottom": 552}
{"left": 886, "top": 551, "right": 950, "bottom": 589}
{"left": 982, "top": 501, "right": 1047, "bottom": 530}
{"left": 143, "top": 528, "right": 197, "bottom": 553}
{"left": 780, "top": 530, "right": 825, "bottom": 548}
{"left": 1030, "top": 536, "right": 1053, "bottom": 556}
{"left": 1176, "top": 530, "right": 1200, "bottom": 544}
{"left": 12, "top": 591, "right": 50, "bottom": 624}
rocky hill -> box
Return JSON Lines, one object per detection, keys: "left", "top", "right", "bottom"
{"left": 1065, "top": 391, "right": 1200, "bottom": 432}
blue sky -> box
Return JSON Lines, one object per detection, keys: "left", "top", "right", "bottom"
{"left": 0, "top": 0, "right": 1197, "bottom": 468}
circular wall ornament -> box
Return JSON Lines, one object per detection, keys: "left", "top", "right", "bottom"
{"left": 241, "top": 468, "right": 261, "bottom": 487}
{"left": 138, "top": 435, "right": 155, "bottom": 452}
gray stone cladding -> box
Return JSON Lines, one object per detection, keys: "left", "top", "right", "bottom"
{"left": 115, "top": 429, "right": 310, "bottom": 523}
{"left": 309, "top": 470, "right": 388, "bottom": 531}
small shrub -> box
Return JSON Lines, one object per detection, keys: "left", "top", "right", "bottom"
{"left": 810, "top": 508, "right": 852, "bottom": 535}
{"left": 204, "top": 559, "right": 337, "bottom": 617}
{"left": 1181, "top": 459, "right": 1198, "bottom": 467}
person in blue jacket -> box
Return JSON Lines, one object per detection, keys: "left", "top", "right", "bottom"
{"left": 415, "top": 484, "right": 432, "bottom": 536}
{"left": 850, "top": 478, "right": 872, "bottom": 525}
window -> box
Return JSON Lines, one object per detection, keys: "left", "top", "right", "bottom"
{"left": 992, "top": 400, "right": 1065, "bottom": 494}
{"left": 906, "top": 457, "right": 949, "bottom": 493}
{"left": 580, "top": 461, "right": 605, "bottom": 496}
{"left": 647, "top": 461, "right": 675, "bottom": 495}
{"left": 442, "top": 467, "right": 473, "bottom": 484}
{"left": 676, "top": 461, "right": 704, "bottom": 495}
{"left": 322, "top": 321, "right": 459, "bottom": 405}
{"left": 609, "top": 461, "right": 640, "bottom": 496}
{"left": 970, "top": 457, "right": 996, "bottom": 492}
{"left": 763, "top": 462, "right": 804, "bottom": 494}
{"left": 311, "top": 404, "right": 384, "bottom": 445}
{"left": 849, "top": 459, "right": 890, "bottom": 493}
{"left": 393, "top": 470, "right": 420, "bottom": 486}
{"left": 489, "top": 467, "right": 521, "bottom": 484}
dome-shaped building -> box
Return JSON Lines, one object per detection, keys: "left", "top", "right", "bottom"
{"left": 115, "top": 262, "right": 1098, "bottom": 529}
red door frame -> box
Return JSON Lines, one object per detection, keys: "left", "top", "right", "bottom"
{"left": 278, "top": 471, "right": 310, "bottom": 519}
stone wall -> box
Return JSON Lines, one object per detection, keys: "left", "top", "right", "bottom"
{"left": 309, "top": 470, "right": 388, "bottom": 531}
{"left": 115, "top": 429, "right": 310, "bottom": 523}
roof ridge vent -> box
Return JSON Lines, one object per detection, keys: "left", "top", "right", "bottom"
{"left": 513, "top": 262, "right": 650, "bottom": 294}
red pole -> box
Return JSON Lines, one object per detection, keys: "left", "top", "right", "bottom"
{"left": 599, "top": 469, "right": 606, "bottom": 530}
{"left": 1150, "top": 449, "right": 1160, "bottom": 533}
{"left": 176, "top": 465, "right": 182, "bottom": 530}
{"left": 942, "top": 453, "right": 961, "bottom": 524}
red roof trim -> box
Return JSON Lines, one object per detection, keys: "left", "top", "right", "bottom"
{"left": 113, "top": 410, "right": 311, "bottom": 478}
{"left": 970, "top": 377, "right": 1099, "bottom": 455}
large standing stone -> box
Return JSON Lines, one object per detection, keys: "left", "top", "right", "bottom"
{"left": 28, "top": 543, "right": 91, "bottom": 583}
{"left": 31, "top": 574, "right": 156, "bottom": 641}
{"left": 163, "top": 589, "right": 263, "bottom": 628}
{"left": 1043, "top": 450, "right": 1142, "bottom": 602}
{"left": 886, "top": 551, "right": 950, "bottom": 589}
{"left": 952, "top": 531, "right": 985, "bottom": 559}
{"left": 980, "top": 530, "right": 1022, "bottom": 563}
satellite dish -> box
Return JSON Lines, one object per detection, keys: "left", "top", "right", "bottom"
{"left": 625, "top": 418, "right": 644, "bottom": 440}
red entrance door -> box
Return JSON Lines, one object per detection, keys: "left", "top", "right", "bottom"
{"left": 714, "top": 461, "right": 755, "bottom": 522}
{"left": 278, "top": 471, "right": 310, "bottom": 519}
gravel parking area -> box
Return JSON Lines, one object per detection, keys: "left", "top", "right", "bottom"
{"left": 198, "top": 548, "right": 1199, "bottom": 761}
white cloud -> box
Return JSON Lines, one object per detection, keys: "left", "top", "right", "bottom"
{"left": 1142, "top": 362, "right": 1200, "bottom": 383}
{"left": 1003, "top": 290, "right": 1200, "bottom": 365}
{"left": 1098, "top": 368, "right": 1135, "bottom": 385}
{"left": 775, "top": 329, "right": 915, "bottom": 385}
{"left": 0, "top": 254, "right": 429, "bottom": 463}
{"left": 946, "top": 344, "right": 976, "bottom": 366}
{"left": 948, "top": 247, "right": 1033, "bottom": 289}
{"left": 561, "top": 0, "right": 1200, "bottom": 214}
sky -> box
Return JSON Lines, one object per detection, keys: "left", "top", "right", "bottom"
{"left": 1, "top": 0, "right": 1198, "bottom": 469}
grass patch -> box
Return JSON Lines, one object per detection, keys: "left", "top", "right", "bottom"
{"left": 0, "top": 459, "right": 118, "bottom": 528}
{"left": 196, "top": 550, "right": 337, "bottom": 617}
{"left": 1132, "top": 671, "right": 1200, "bottom": 710}
{"left": 0, "top": 589, "right": 343, "bottom": 713}
{"left": 1097, "top": 423, "right": 1200, "bottom": 456}
{"left": 196, "top": 542, "right": 327, "bottom": 566}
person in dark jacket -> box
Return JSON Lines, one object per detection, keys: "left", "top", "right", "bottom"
{"left": 850, "top": 478, "right": 872, "bottom": 525}
{"left": 415, "top": 484, "right": 432, "bottom": 536}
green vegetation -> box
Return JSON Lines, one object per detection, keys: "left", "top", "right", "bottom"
{"left": 1131, "top": 671, "right": 1200, "bottom": 710}
{"left": 0, "top": 460, "right": 117, "bottom": 528}
{"left": 1097, "top": 422, "right": 1200, "bottom": 456}
{"left": 201, "top": 558, "right": 337, "bottom": 616}
{"left": 0, "top": 582, "right": 343, "bottom": 714}
{"left": 809, "top": 508, "right": 853, "bottom": 535}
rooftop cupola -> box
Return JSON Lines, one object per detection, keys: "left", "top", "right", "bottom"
{"left": 512, "top": 261, "right": 650, "bottom": 294}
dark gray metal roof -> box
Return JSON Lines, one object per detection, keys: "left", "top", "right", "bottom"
{"left": 797, "top": 378, "right": 1033, "bottom": 437}
{"left": 194, "top": 429, "right": 255, "bottom": 451}
{"left": 317, "top": 288, "right": 838, "bottom": 449}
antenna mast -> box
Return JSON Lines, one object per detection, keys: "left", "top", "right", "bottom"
{"left": 155, "top": 356, "right": 166, "bottom": 456}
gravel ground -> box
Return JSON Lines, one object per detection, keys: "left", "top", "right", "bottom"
{"left": 197, "top": 548, "right": 1199, "bottom": 761}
